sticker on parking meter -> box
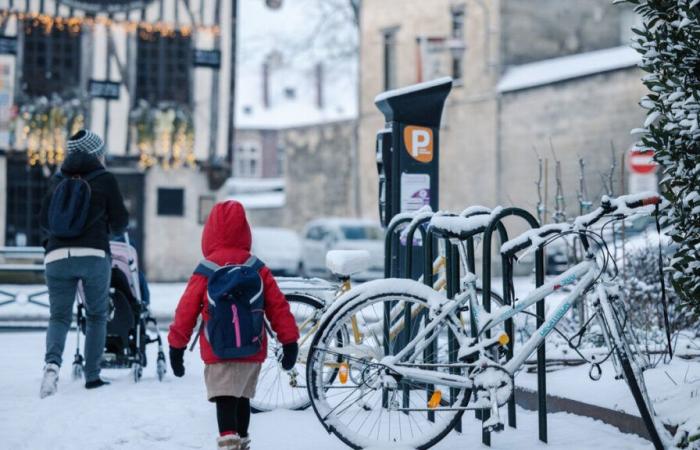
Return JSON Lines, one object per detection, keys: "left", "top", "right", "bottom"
{"left": 403, "top": 125, "right": 433, "bottom": 163}
{"left": 401, "top": 173, "right": 431, "bottom": 212}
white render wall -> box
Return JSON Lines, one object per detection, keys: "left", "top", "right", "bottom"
{"left": 143, "top": 166, "right": 210, "bottom": 281}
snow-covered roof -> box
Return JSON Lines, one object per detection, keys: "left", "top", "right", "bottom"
{"left": 497, "top": 46, "right": 642, "bottom": 93}
{"left": 236, "top": 0, "right": 357, "bottom": 130}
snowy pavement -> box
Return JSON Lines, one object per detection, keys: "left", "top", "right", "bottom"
{"left": 0, "top": 331, "right": 656, "bottom": 450}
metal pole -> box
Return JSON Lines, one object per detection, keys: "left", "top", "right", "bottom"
{"left": 226, "top": 0, "right": 238, "bottom": 171}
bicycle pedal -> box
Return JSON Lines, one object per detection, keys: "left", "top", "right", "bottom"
{"left": 486, "top": 423, "right": 505, "bottom": 433}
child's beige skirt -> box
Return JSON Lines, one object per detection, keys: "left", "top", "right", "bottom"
{"left": 204, "top": 362, "right": 262, "bottom": 401}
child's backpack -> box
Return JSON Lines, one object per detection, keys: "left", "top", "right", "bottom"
{"left": 47, "top": 169, "right": 105, "bottom": 239}
{"left": 194, "top": 256, "right": 266, "bottom": 359}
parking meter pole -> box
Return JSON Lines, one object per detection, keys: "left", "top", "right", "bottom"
{"left": 482, "top": 208, "right": 547, "bottom": 444}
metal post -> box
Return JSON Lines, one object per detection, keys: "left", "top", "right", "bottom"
{"left": 226, "top": 0, "right": 239, "bottom": 170}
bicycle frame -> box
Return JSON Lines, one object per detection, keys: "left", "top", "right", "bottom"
{"left": 381, "top": 258, "right": 601, "bottom": 390}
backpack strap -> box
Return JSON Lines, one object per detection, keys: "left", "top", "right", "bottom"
{"left": 244, "top": 255, "right": 265, "bottom": 272}
{"left": 193, "top": 259, "right": 220, "bottom": 278}
{"left": 82, "top": 168, "right": 107, "bottom": 182}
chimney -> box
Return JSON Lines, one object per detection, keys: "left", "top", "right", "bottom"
{"left": 262, "top": 61, "right": 270, "bottom": 108}
{"left": 315, "top": 62, "right": 324, "bottom": 109}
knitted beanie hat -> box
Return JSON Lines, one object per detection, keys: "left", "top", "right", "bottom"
{"left": 67, "top": 129, "right": 105, "bottom": 157}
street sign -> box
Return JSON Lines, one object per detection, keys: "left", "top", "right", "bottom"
{"left": 88, "top": 79, "right": 120, "bottom": 100}
{"left": 193, "top": 49, "right": 221, "bottom": 68}
{"left": 628, "top": 147, "right": 657, "bottom": 174}
{"left": 0, "top": 36, "right": 17, "bottom": 55}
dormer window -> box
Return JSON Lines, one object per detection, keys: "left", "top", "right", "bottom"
{"left": 284, "top": 87, "right": 296, "bottom": 99}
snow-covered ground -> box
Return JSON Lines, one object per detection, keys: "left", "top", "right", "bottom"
{"left": 0, "top": 331, "right": 655, "bottom": 450}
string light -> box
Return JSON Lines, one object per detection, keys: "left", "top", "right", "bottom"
{"left": 0, "top": 9, "right": 220, "bottom": 38}
{"left": 132, "top": 102, "right": 195, "bottom": 171}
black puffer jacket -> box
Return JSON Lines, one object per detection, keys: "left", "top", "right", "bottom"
{"left": 39, "top": 153, "right": 129, "bottom": 254}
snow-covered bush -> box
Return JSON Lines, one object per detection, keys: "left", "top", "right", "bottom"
{"left": 619, "top": 244, "right": 695, "bottom": 341}
{"left": 620, "top": 0, "right": 700, "bottom": 315}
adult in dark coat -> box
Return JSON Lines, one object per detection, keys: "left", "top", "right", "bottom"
{"left": 38, "top": 129, "right": 129, "bottom": 398}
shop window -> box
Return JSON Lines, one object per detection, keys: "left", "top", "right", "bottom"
{"left": 157, "top": 188, "right": 185, "bottom": 216}
{"left": 21, "top": 20, "right": 82, "bottom": 96}
{"left": 136, "top": 30, "right": 192, "bottom": 104}
{"left": 4, "top": 157, "right": 49, "bottom": 246}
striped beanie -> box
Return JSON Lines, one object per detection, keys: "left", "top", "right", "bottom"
{"left": 67, "top": 129, "right": 105, "bottom": 157}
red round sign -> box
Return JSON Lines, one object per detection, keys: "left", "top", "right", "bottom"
{"left": 628, "top": 148, "right": 657, "bottom": 174}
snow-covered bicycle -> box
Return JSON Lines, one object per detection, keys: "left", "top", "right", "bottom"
{"left": 305, "top": 193, "right": 670, "bottom": 449}
{"left": 253, "top": 249, "right": 503, "bottom": 413}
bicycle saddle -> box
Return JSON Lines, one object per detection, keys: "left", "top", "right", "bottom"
{"left": 325, "top": 250, "right": 371, "bottom": 278}
{"left": 428, "top": 213, "right": 491, "bottom": 240}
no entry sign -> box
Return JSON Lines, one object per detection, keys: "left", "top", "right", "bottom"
{"left": 628, "top": 147, "right": 657, "bottom": 174}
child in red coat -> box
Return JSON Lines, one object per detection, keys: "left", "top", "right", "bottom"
{"left": 168, "top": 201, "right": 299, "bottom": 450}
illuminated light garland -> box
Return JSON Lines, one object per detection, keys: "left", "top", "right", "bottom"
{"left": 131, "top": 101, "right": 195, "bottom": 171}
{"left": 0, "top": 9, "right": 219, "bottom": 37}
{"left": 16, "top": 97, "right": 86, "bottom": 168}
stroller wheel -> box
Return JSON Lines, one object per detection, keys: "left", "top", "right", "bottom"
{"left": 132, "top": 363, "right": 143, "bottom": 383}
{"left": 157, "top": 358, "right": 167, "bottom": 382}
{"left": 72, "top": 362, "right": 84, "bottom": 381}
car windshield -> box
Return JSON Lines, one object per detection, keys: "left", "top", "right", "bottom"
{"left": 340, "top": 225, "right": 383, "bottom": 240}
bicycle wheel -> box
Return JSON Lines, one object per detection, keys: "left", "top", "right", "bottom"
{"left": 306, "top": 280, "right": 470, "bottom": 450}
{"left": 251, "top": 293, "right": 324, "bottom": 413}
{"left": 601, "top": 299, "right": 669, "bottom": 449}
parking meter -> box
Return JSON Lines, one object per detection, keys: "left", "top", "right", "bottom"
{"left": 375, "top": 77, "right": 452, "bottom": 282}
{"left": 375, "top": 77, "right": 452, "bottom": 227}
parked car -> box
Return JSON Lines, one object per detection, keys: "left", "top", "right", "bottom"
{"left": 251, "top": 227, "right": 302, "bottom": 276}
{"left": 301, "top": 218, "right": 384, "bottom": 280}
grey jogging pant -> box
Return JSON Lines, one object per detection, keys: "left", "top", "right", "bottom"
{"left": 44, "top": 256, "right": 111, "bottom": 382}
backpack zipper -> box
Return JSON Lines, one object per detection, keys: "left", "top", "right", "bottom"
{"left": 231, "top": 304, "right": 241, "bottom": 348}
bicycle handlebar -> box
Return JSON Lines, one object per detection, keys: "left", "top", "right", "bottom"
{"left": 501, "top": 193, "right": 664, "bottom": 257}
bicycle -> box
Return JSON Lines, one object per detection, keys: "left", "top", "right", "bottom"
{"left": 305, "top": 193, "right": 670, "bottom": 449}
{"left": 253, "top": 245, "right": 504, "bottom": 413}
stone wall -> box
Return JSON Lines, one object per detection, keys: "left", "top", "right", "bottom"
{"left": 500, "top": 0, "right": 634, "bottom": 67}
{"left": 282, "top": 120, "right": 357, "bottom": 231}
{"left": 498, "top": 68, "right": 647, "bottom": 220}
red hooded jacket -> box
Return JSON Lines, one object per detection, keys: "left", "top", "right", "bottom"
{"left": 168, "top": 201, "right": 299, "bottom": 364}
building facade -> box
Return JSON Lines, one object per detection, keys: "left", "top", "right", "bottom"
{"left": 0, "top": 0, "right": 233, "bottom": 280}
{"left": 357, "top": 0, "right": 646, "bottom": 224}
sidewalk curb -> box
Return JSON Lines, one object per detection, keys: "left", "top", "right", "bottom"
{"left": 514, "top": 387, "right": 652, "bottom": 441}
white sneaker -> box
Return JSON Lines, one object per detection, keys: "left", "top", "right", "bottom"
{"left": 217, "top": 434, "right": 240, "bottom": 450}
{"left": 40, "top": 363, "right": 60, "bottom": 399}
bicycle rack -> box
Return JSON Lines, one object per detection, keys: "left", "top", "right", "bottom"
{"left": 425, "top": 209, "right": 507, "bottom": 434}
{"left": 482, "top": 207, "right": 548, "bottom": 445}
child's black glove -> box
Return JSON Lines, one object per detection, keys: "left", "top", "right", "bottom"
{"left": 280, "top": 343, "right": 299, "bottom": 371}
{"left": 169, "top": 346, "right": 185, "bottom": 377}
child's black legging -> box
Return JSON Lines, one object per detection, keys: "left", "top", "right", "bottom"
{"left": 215, "top": 396, "right": 250, "bottom": 437}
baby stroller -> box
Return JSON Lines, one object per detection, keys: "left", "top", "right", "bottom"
{"left": 71, "top": 234, "right": 166, "bottom": 383}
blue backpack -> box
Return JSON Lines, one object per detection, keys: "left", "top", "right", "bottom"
{"left": 194, "top": 256, "right": 266, "bottom": 359}
{"left": 47, "top": 169, "right": 105, "bottom": 239}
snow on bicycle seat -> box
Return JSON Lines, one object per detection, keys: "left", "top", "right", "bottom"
{"left": 429, "top": 213, "right": 492, "bottom": 240}
{"left": 326, "top": 250, "right": 371, "bottom": 278}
